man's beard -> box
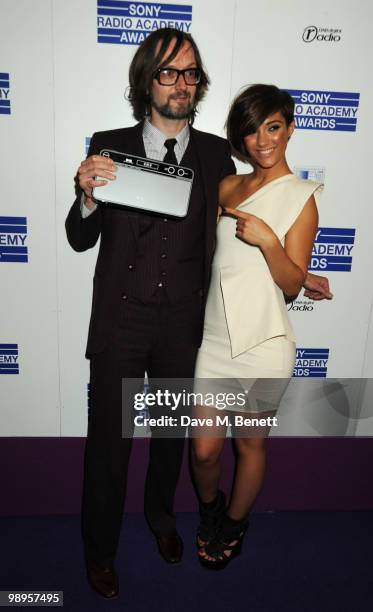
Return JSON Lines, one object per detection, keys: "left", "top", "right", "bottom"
{"left": 150, "top": 92, "right": 194, "bottom": 120}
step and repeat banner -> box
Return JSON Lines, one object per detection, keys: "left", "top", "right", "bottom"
{"left": 1, "top": 0, "right": 372, "bottom": 436}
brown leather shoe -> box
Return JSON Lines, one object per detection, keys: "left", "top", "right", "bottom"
{"left": 86, "top": 561, "right": 119, "bottom": 599}
{"left": 156, "top": 532, "right": 183, "bottom": 564}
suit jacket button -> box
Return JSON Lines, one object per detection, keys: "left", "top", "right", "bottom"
{"left": 122, "top": 294, "right": 128, "bottom": 300}
{"left": 128, "top": 264, "right": 134, "bottom": 270}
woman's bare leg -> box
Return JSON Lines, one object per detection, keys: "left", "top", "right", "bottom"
{"left": 191, "top": 405, "right": 228, "bottom": 501}
{"left": 202, "top": 412, "right": 272, "bottom": 562}
{"left": 190, "top": 405, "right": 228, "bottom": 549}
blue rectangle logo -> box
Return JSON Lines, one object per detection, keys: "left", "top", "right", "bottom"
{"left": 286, "top": 89, "right": 360, "bottom": 132}
{"left": 293, "top": 348, "right": 329, "bottom": 377}
{"left": 85, "top": 136, "right": 91, "bottom": 156}
{"left": 0, "top": 343, "right": 19, "bottom": 374}
{"left": 0, "top": 72, "right": 11, "bottom": 115}
{"left": 294, "top": 166, "right": 325, "bottom": 183}
{"left": 0, "top": 216, "right": 28, "bottom": 263}
{"left": 97, "top": 1, "right": 193, "bottom": 45}
{"left": 309, "top": 227, "right": 355, "bottom": 272}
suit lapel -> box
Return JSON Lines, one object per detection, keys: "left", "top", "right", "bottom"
{"left": 123, "top": 121, "right": 145, "bottom": 157}
{"left": 190, "top": 128, "right": 219, "bottom": 278}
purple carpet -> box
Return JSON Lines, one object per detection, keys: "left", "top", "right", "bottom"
{"left": 1, "top": 511, "right": 372, "bottom": 611}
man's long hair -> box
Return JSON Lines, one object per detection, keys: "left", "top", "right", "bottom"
{"left": 128, "top": 28, "right": 210, "bottom": 123}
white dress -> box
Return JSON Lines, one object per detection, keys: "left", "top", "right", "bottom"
{"left": 194, "top": 174, "right": 323, "bottom": 413}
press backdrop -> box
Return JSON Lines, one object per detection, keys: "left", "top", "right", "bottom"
{"left": 1, "top": 0, "right": 372, "bottom": 437}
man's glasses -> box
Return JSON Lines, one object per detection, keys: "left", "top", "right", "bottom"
{"left": 153, "top": 68, "right": 201, "bottom": 86}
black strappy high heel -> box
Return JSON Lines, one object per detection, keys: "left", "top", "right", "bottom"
{"left": 197, "top": 490, "right": 226, "bottom": 555}
{"left": 199, "top": 514, "right": 249, "bottom": 570}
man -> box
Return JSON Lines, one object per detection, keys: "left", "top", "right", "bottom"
{"left": 66, "top": 27, "right": 331, "bottom": 599}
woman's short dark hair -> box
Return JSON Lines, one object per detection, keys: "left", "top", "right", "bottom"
{"left": 128, "top": 28, "right": 210, "bottom": 123}
{"left": 226, "top": 84, "right": 295, "bottom": 160}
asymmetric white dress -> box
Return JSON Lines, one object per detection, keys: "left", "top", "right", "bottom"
{"left": 194, "top": 174, "right": 323, "bottom": 413}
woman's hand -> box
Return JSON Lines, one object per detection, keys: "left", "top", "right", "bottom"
{"left": 223, "top": 207, "right": 276, "bottom": 249}
{"left": 224, "top": 195, "right": 318, "bottom": 297}
{"left": 303, "top": 272, "right": 333, "bottom": 300}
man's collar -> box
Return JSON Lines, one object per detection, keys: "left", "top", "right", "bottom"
{"left": 143, "top": 118, "right": 190, "bottom": 148}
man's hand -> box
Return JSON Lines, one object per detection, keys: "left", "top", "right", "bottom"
{"left": 78, "top": 155, "right": 117, "bottom": 209}
{"left": 303, "top": 272, "right": 333, "bottom": 300}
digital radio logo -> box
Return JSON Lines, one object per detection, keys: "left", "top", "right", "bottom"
{"left": 309, "top": 227, "right": 355, "bottom": 272}
{"left": 302, "top": 26, "right": 342, "bottom": 43}
{"left": 85, "top": 136, "right": 91, "bottom": 156}
{"left": 97, "top": 0, "right": 193, "bottom": 45}
{"left": 0, "top": 344, "right": 19, "bottom": 375}
{"left": 294, "top": 166, "right": 325, "bottom": 183}
{"left": 293, "top": 348, "right": 329, "bottom": 378}
{"left": 288, "top": 298, "right": 315, "bottom": 313}
{"left": 0, "top": 72, "right": 11, "bottom": 115}
{"left": 286, "top": 89, "right": 360, "bottom": 132}
{"left": 0, "top": 217, "right": 28, "bottom": 263}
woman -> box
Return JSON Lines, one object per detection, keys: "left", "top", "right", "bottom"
{"left": 191, "top": 84, "right": 323, "bottom": 569}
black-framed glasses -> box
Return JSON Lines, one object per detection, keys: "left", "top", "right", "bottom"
{"left": 153, "top": 68, "right": 201, "bottom": 86}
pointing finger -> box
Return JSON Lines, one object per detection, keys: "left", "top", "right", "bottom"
{"left": 223, "top": 207, "right": 249, "bottom": 219}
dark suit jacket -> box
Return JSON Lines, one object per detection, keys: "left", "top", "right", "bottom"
{"left": 65, "top": 122, "right": 236, "bottom": 356}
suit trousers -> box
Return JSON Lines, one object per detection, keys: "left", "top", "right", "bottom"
{"left": 82, "top": 290, "right": 201, "bottom": 567}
